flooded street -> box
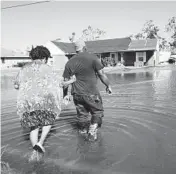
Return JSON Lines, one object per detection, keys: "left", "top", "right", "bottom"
{"left": 1, "top": 66, "right": 176, "bottom": 174}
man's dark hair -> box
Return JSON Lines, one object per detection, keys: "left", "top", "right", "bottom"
{"left": 29, "top": 46, "right": 52, "bottom": 61}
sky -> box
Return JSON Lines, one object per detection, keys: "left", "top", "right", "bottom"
{"left": 1, "top": 1, "right": 176, "bottom": 51}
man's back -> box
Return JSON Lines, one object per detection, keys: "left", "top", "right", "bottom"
{"left": 63, "top": 52, "right": 104, "bottom": 95}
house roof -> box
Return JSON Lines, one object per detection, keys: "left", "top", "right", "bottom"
{"left": 126, "top": 39, "right": 157, "bottom": 51}
{"left": 52, "top": 37, "right": 131, "bottom": 54}
{"left": 51, "top": 38, "right": 158, "bottom": 54}
{"left": 52, "top": 41, "right": 76, "bottom": 54}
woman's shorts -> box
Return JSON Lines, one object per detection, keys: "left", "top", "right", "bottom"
{"left": 21, "top": 110, "right": 56, "bottom": 130}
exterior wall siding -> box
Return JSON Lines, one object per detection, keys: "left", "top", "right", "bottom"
{"left": 52, "top": 55, "right": 68, "bottom": 70}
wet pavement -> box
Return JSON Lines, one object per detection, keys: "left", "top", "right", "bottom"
{"left": 1, "top": 66, "right": 176, "bottom": 174}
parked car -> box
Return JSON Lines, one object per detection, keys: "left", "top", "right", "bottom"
{"left": 169, "top": 55, "right": 176, "bottom": 64}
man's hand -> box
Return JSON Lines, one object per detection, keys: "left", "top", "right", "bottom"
{"left": 61, "top": 75, "right": 76, "bottom": 88}
{"left": 106, "top": 86, "right": 112, "bottom": 94}
{"left": 97, "top": 69, "right": 112, "bottom": 94}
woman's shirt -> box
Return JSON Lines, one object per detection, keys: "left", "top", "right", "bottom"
{"left": 14, "top": 61, "right": 63, "bottom": 118}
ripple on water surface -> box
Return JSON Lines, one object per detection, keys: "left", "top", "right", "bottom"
{"left": 1, "top": 67, "right": 176, "bottom": 174}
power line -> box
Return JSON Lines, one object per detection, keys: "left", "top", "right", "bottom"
{"left": 1, "top": 1, "right": 51, "bottom": 10}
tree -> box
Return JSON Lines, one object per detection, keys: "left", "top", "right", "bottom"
{"left": 69, "top": 32, "right": 76, "bottom": 43}
{"left": 131, "top": 33, "right": 144, "bottom": 40}
{"left": 165, "top": 17, "right": 176, "bottom": 39}
{"left": 165, "top": 17, "right": 176, "bottom": 54}
{"left": 55, "top": 38, "right": 61, "bottom": 41}
{"left": 159, "top": 37, "right": 170, "bottom": 51}
{"left": 81, "top": 25, "right": 106, "bottom": 41}
{"left": 132, "top": 20, "right": 169, "bottom": 51}
{"left": 132, "top": 20, "right": 160, "bottom": 40}
{"left": 142, "top": 20, "right": 159, "bottom": 39}
{"left": 69, "top": 26, "right": 106, "bottom": 42}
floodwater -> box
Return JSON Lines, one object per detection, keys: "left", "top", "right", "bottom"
{"left": 1, "top": 66, "right": 176, "bottom": 174}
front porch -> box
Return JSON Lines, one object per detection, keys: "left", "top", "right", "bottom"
{"left": 95, "top": 50, "right": 157, "bottom": 67}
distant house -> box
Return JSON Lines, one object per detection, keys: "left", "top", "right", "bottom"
{"left": 1, "top": 48, "right": 31, "bottom": 68}
{"left": 1, "top": 47, "right": 57, "bottom": 69}
{"left": 44, "top": 41, "right": 70, "bottom": 70}
{"left": 45, "top": 37, "right": 159, "bottom": 69}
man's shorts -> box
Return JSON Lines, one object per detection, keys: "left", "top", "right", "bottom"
{"left": 73, "top": 94, "right": 104, "bottom": 128}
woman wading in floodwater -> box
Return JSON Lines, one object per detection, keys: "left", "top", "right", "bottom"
{"left": 14, "top": 46, "right": 75, "bottom": 161}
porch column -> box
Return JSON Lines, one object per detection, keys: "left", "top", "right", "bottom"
{"left": 100, "top": 54, "right": 102, "bottom": 62}
{"left": 120, "top": 52, "right": 124, "bottom": 65}
{"left": 135, "top": 52, "right": 138, "bottom": 67}
{"left": 115, "top": 53, "right": 119, "bottom": 65}
{"left": 135, "top": 52, "right": 138, "bottom": 62}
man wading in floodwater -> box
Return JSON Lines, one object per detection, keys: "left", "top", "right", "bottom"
{"left": 63, "top": 39, "right": 112, "bottom": 141}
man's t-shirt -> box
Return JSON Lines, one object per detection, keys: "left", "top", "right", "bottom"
{"left": 63, "top": 52, "right": 104, "bottom": 95}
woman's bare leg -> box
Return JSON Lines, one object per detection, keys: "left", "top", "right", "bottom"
{"left": 30, "top": 128, "right": 39, "bottom": 147}
{"left": 29, "top": 128, "right": 40, "bottom": 161}
{"left": 38, "top": 125, "right": 52, "bottom": 146}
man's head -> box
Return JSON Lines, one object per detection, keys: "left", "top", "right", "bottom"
{"left": 74, "top": 39, "right": 86, "bottom": 53}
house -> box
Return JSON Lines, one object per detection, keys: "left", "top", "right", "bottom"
{"left": 45, "top": 41, "right": 71, "bottom": 70}
{"left": 1, "top": 48, "right": 31, "bottom": 68}
{"left": 45, "top": 37, "right": 131, "bottom": 69}
{"left": 1, "top": 47, "right": 55, "bottom": 68}
{"left": 45, "top": 37, "right": 159, "bottom": 69}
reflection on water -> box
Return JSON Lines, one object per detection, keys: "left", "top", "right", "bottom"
{"left": 1, "top": 66, "right": 176, "bottom": 174}
{"left": 1, "top": 75, "right": 15, "bottom": 90}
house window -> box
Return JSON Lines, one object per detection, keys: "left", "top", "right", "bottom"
{"left": 138, "top": 52, "right": 144, "bottom": 58}
{"left": 111, "top": 53, "right": 115, "bottom": 58}
{"left": 95, "top": 54, "right": 101, "bottom": 59}
{"left": 136, "top": 52, "right": 146, "bottom": 62}
{"left": 138, "top": 57, "right": 143, "bottom": 61}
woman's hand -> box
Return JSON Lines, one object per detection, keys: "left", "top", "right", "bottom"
{"left": 63, "top": 95, "right": 72, "bottom": 105}
{"left": 14, "top": 83, "right": 19, "bottom": 90}
{"left": 70, "top": 75, "right": 76, "bottom": 83}
{"left": 61, "top": 75, "right": 76, "bottom": 87}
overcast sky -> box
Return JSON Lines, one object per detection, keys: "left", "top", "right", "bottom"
{"left": 1, "top": 1, "right": 176, "bottom": 50}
